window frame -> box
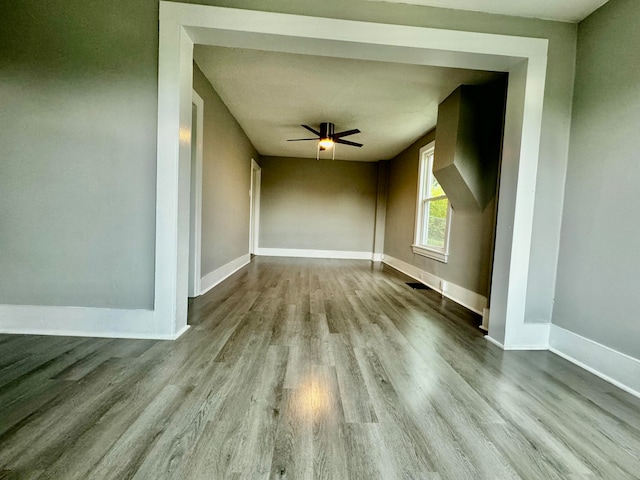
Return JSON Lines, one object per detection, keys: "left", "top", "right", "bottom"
{"left": 412, "top": 142, "right": 452, "bottom": 263}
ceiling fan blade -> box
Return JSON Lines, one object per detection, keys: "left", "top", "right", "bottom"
{"left": 333, "top": 128, "right": 361, "bottom": 138}
{"left": 287, "top": 138, "right": 318, "bottom": 141}
{"left": 301, "top": 124, "right": 321, "bottom": 136}
{"left": 335, "top": 138, "right": 363, "bottom": 147}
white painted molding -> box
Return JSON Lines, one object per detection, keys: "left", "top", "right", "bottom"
{"left": 154, "top": 5, "right": 194, "bottom": 338}
{"left": 200, "top": 253, "right": 251, "bottom": 295}
{"left": 412, "top": 244, "right": 449, "bottom": 263}
{"left": 372, "top": 253, "right": 384, "bottom": 262}
{"left": 484, "top": 335, "right": 505, "bottom": 349}
{"left": 157, "top": 2, "right": 549, "bottom": 349}
{"left": 249, "top": 159, "right": 261, "bottom": 255}
{"left": 382, "top": 255, "right": 487, "bottom": 315}
{"left": 257, "top": 248, "right": 375, "bottom": 260}
{"left": 499, "top": 322, "right": 550, "bottom": 350}
{"left": 484, "top": 325, "right": 550, "bottom": 350}
{"left": 549, "top": 325, "right": 640, "bottom": 399}
{"left": 188, "top": 89, "right": 204, "bottom": 298}
{"left": 0, "top": 305, "right": 189, "bottom": 340}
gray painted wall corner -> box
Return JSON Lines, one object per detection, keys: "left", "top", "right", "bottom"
{"left": 552, "top": 0, "right": 640, "bottom": 358}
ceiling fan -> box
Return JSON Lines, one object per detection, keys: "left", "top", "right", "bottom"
{"left": 288, "top": 123, "right": 363, "bottom": 158}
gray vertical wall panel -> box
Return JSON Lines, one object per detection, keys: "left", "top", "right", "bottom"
{"left": 373, "top": 161, "right": 390, "bottom": 255}
{"left": 192, "top": 64, "right": 259, "bottom": 276}
{"left": 259, "top": 157, "right": 378, "bottom": 253}
{"left": 0, "top": 0, "right": 159, "bottom": 308}
{"left": 552, "top": 0, "right": 640, "bottom": 358}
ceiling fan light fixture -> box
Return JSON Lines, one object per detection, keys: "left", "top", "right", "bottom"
{"left": 318, "top": 138, "right": 334, "bottom": 149}
{"left": 288, "top": 122, "right": 362, "bottom": 160}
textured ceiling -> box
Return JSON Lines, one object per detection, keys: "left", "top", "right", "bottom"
{"left": 366, "top": 0, "right": 609, "bottom": 23}
{"left": 194, "top": 46, "right": 502, "bottom": 162}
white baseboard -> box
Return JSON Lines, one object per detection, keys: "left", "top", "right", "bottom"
{"left": 0, "top": 253, "right": 251, "bottom": 340}
{"left": 484, "top": 335, "right": 505, "bottom": 349}
{"left": 382, "top": 255, "right": 487, "bottom": 315}
{"left": 485, "top": 324, "right": 551, "bottom": 350}
{"left": 372, "top": 253, "right": 384, "bottom": 262}
{"left": 200, "top": 253, "right": 251, "bottom": 295}
{"left": 0, "top": 305, "right": 189, "bottom": 340}
{"left": 256, "top": 248, "right": 375, "bottom": 260}
{"left": 549, "top": 325, "right": 640, "bottom": 399}
{"left": 504, "top": 322, "right": 551, "bottom": 350}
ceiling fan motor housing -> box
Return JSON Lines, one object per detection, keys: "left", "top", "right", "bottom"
{"left": 319, "top": 122, "right": 335, "bottom": 141}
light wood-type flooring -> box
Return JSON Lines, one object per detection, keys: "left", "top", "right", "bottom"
{"left": 1, "top": 257, "right": 639, "bottom": 479}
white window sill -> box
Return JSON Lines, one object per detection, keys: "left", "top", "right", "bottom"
{"left": 412, "top": 244, "right": 449, "bottom": 263}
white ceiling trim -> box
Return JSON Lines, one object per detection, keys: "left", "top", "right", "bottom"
{"left": 156, "top": 2, "right": 550, "bottom": 349}
{"left": 183, "top": 11, "right": 544, "bottom": 67}
{"left": 367, "top": 0, "right": 609, "bottom": 23}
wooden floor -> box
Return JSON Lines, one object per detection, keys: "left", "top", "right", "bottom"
{"left": 1, "top": 258, "right": 639, "bottom": 479}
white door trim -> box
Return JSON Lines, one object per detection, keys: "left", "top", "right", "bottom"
{"left": 188, "top": 89, "right": 204, "bottom": 297}
{"left": 249, "top": 158, "right": 261, "bottom": 255}
{"left": 155, "top": 2, "right": 548, "bottom": 346}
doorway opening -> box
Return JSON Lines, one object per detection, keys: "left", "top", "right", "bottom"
{"left": 249, "top": 159, "right": 261, "bottom": 256}
{"left": 155, "top": 3, "right": 549, "bottom": 348}
{"left": 188, "top": 90, "right": 204, "bottom": 298}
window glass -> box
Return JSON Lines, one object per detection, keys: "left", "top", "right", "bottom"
{"left": 413, "top": 142, "right": 452, "bottom": 262}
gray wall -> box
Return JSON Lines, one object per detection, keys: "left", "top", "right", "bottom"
{"left": 259, "top": 157, "right": 378, "bottom": 252}
{"left": 385, "top": 131, "right": 497, "bottom": 296}
{"left": 373, "top": 161, "right": 390, "bottom": 256}
{"left": 193, "top": 64, "right": 259, "bottom": 275}
{"left": 0, "top": 0, "right": 158, "bottom": 309}
{"left": 553, "top": 0, "right": 640, "bottom": 358}
{"left": 1, "top": 0, "right": 576, "bottom": 320}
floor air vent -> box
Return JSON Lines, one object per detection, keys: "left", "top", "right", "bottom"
{"left": 406, "top": 282, "right": 430, "bottom": 290}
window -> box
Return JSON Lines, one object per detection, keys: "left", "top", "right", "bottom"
{"left": 413, "top": 142, "right": 452, "bottom": 262}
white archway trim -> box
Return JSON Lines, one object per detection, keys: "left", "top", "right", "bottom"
{"left": 249, "top": 158, "right": 262, "bottom": 255}
{"left": 155, "top": 2, "right": 549, "bottom": 348}
{"left": 188, "top": 89, "right": 204, "bottom": 298}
